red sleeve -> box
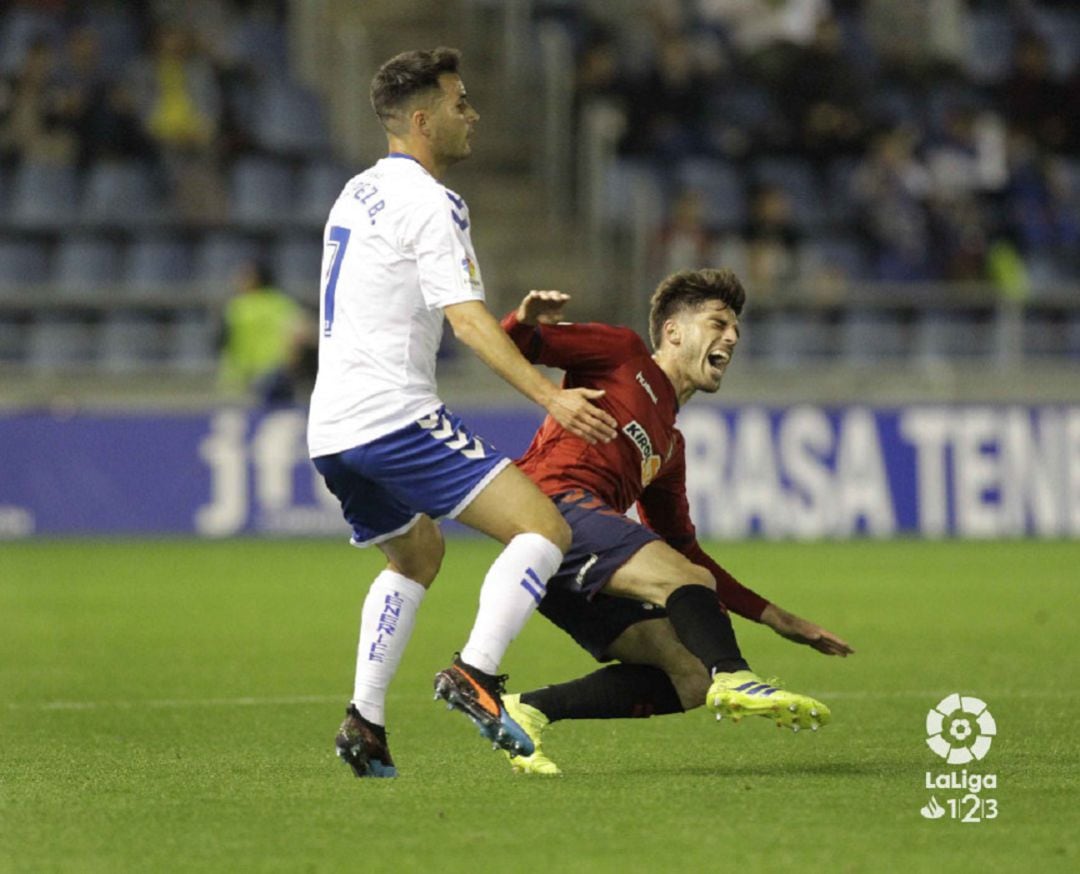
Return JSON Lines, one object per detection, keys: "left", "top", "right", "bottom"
{"left": 637, "top": 433, "right": 770, "bottom": 622}
{"left": 501, "top": 311, "right": 646, "bottom": 372}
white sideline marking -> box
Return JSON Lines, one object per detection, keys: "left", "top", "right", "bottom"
{"left": 5, "top": 689, "right": 1075, "bottom": 712}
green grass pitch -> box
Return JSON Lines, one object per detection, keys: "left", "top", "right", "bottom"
{"left": 2, "top": 539, "right": 1078, "bottom": 873}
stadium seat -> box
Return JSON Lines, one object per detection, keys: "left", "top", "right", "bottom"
{"left": 707, "top": 86, "right": 780, "bottom": 150}
{"left": 232, "top": 16, "right": 289, "bottom": 76}
{"left": 925, "top": 83, "right": 989, "bottom": 138}
{"left": 867, "top": 86, "right": 922, "bottom": 128}
{"left": 834, "top": 10, "right": 879, "bottom": 76}
{"left": 751, "top": 158, "right": 827, "bottom": 230}
{"left": 963, "top": 11, "right": 1014, "bottom": 84}
{"left": 601, "top": 159, "right": 666, "bottom": 231}
{"left": 9, "top": 162, "right": 79, "bottom": 228}
{"left": 296, "top": 161, "right": 349, "bottom": 225}
{"left": 1025, "top": 251, "right": 1072, "bottom": 296}
{"left": 1031, "top": 8, "right": 1080, "bottom": 79}
{"left": 825, "top": 158, "right": 860, "bottom": 226}
{"left": 82, "top": 5, "right": 141, "bottom": 78}
{"left": 840, "top": 310, "right": 909, "bottom": 363}
{"left": 798, "top": 237, "right": 867, "bottom": 285}
{"left": 26, "top": 317, "right": 97, "bottom": 369}
{"left": 1065, "top": 313, "right": 1080, "bottom": 360}
{"left": 1056, "top": 158, "right": 1080, "bottom": 210}
{"left": 758, "top": 309, "right": 836, "bottom": 368}
{"left": 81, "top": 160, "right": 160, "bottom": 226}
{"left": 273, "top": 232, "right": 323, "bottom": 299}
{"left": 54, "top": 236, "right": 123, "bottom": 299}
{"left": 0, "top": 317, "right": 27, "bottom": 362}
{"left": 123, "top": 236, "right": 195, "bottom": 295}
{"left": 194, "top": 233, "right": 265, "bottom": 297}
{"left": 0, "top": 236, "right": 51, "bottom": 289}
{"left": 229, "top": 157, "right": 294, "bottom": 227}
{"left": 675, "top": 157, "right": 745, "bottom": 230}
{"left": 707, "top": 235, "right": 748, "bottom": 280}
{"left": 0, "top": 7, "right": 63, "bottom": 75}
{"left": 169, "top": 312, "right": 217, "bottom": 372}
{"left": 1021, "top": 309, "right": 1066, "bottom": 358}
{"left": 251, "top": 81, "right": 330, "bottom": 158}
{"left": 915, "top": 310, "right": 995, "bottom": 360}
{"left": 98, "top": 314, "right": 165, "bottom": 372}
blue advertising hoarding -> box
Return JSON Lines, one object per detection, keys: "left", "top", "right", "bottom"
{"left": 1, "top": 405, "right": 1077, "bottom": 538}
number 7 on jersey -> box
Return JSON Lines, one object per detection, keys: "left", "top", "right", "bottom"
{"left": 323, "top": 225, "right": 351, "bottom": 337}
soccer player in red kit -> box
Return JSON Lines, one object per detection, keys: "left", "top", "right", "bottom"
{"left": 497, "top": 269, "right": 853, "bottom": 775}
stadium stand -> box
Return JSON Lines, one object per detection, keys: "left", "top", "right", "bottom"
{"left": 0, "top": 0, "right": 1076, "bottom": 389}
{"left": 54, "top": 235, "right": 122, "bottom": 299}
{"left": 559, "top": 0, "right": 1078, "bottom": 364}
{"left": 0, "top": 236, "right": 49, "bottom": 287}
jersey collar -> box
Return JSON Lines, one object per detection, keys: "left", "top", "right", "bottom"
{"left": 388, "top": 151, "right": 424, "bottom": 167}
{"left": 648, "top": 354, "right": 681, "bottom": 414}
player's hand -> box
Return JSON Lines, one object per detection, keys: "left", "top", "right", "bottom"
{"left": 760, "top": 604, "right": 854, "bottom": 657}
{"left": 517, "top": 290, "right": 570, "bottom": 326}
{"left": 547, "top": 387, "right": 618, "bottom": 444}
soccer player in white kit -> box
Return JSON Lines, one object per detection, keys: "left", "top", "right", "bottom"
{"left": 307, "top": 47, "right": 617, "bottom": 777}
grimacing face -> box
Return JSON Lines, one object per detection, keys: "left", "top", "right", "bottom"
{"left": 427, "top": 73, "right": 478, "bottom": 163}
{"left": 672, "top": 299, "right": 740, "bottom": 394}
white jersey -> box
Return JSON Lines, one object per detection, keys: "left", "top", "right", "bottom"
{"left": 307, "top": 154, "right": 486, "bottom": 457}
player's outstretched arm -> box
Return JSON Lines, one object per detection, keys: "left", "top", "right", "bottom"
{"left": 444, "top": 300, "right": 617, "bottom": 445}
{"left": 759, "top": 604, "right": 855, "bottom": 657}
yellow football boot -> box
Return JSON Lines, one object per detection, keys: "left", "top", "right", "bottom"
{"left": 707, "top": 670, "right": 831, "bottom": 732}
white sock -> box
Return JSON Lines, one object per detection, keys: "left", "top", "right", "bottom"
{"left": 351, "top": 569, "right": 427, "bottom": 725}
{"left": 460, "top": 532, "right": 564, "bottom": 674}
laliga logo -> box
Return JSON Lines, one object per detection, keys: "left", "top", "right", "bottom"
{"left": 926, "top": 693, "right": 996, "bottom": 764}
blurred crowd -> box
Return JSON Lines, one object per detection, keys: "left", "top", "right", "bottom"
{"left": 0, "top": 1, "right": 337, "bottom": 387}
{"left": 547, "top": 0, "right": 1080, "bottom": 300}
{"left": 0, "top": 0, "right": 292, "bottom": 221}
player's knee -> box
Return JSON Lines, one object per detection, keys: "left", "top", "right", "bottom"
{"left": 391, "top": 548, "right": 442, "bottom": 586}
{"left": 516, "top": 502, "right": 571, "bottom": 553}
{"left": 387, "top": 518, "right": 444, "bottom": 586}
{"left": 418, "top": 536, "right": 445, "bottom": 585}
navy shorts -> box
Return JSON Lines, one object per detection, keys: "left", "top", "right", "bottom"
{"left": 538, "top": 489, "right": 665, "bottom": 660}
{"left": 313, "top": 406, "right": 510, "bottom": 547}
{"left": 539, "top": 587, "right": 667, "bottom": 662}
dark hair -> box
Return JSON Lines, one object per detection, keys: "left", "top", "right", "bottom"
{"left": 648, "top": 268, "right": 745, "bottom": 348}
{"left": 370, "top": 47, "right": 462, "bottom": 131}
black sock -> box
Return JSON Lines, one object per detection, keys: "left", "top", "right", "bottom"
{"left": 520, "top": 663, "right": 684, "bottom": 723}
{"left": 664, "top": 584, "right": 750, "bottom": 675}
{"left": 455, "top": 653, "right": 499, "bottom": 687}
{"left": 353, "top": 708, "right": 388, "bottom": 744}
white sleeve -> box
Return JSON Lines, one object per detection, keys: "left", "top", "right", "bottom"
{"left": 404, "top": 191, "right": 486, "bottom": 310}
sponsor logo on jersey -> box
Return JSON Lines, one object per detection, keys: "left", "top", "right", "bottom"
{"left": 622, "top": 419, "right": 662, "bottom": 487}
{"left": 636, "top": 371, "right": 658, "bottom": 404}
{"left": 460, "top": 256, "right": 481, "bottom": 289}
